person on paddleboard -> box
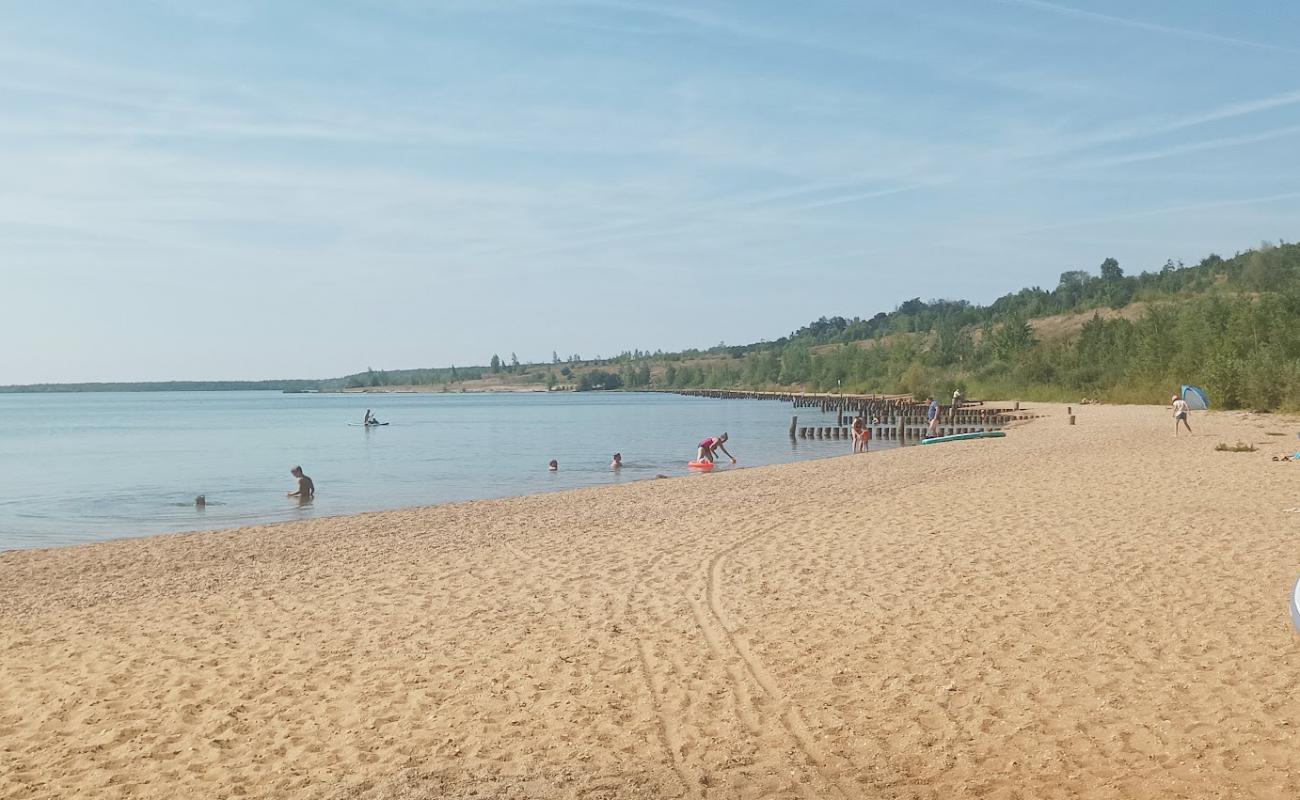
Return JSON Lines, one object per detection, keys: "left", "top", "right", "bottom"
{"left": 697, "top": 433, "right": 735, "bottom": 464}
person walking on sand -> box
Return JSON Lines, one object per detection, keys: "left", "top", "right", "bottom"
{"left": 697, "top": 433, "right": 735, "bottom": 464}
{"left": 926, "top": 397, "right": 940, "bottom": 437}
{"left": 851, "top": 417, "right": 867, "bottom": 453}
{"left": 1172, "top": 394, "right": 1192, "bottom": 436}
{"left": 287, "top": 466, "right": 315, "bottom": 500}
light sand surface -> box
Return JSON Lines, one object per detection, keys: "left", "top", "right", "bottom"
{"left": 2, "top": 403, "right": 1299, "bottom": 799}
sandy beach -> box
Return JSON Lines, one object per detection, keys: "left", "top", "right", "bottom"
{"left": 2, "top": 403, "right": 1298, "bottom": 799}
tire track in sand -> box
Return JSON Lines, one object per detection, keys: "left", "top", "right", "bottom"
{"left": 690, "top": 472, "right": 960, "bottom": 797}
{"left": 624, "top": 539, "right": 700, "bottom": 798}
{"left": 690, "top": 515, "right": 852, "bottom": 800}
{"left": 507, "top": 533, "right": 698, "bottom": 798}
{"left": 635, "top": 638, "right": 699, "bottom": 798}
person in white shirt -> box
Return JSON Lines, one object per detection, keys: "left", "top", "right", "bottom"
{"left": 1171, "top": 395, "right": 1192, "bottom": 435}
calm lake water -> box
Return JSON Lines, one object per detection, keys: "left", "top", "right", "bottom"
{"left": 0, "top": 391, "right": 894, "bottom": 551}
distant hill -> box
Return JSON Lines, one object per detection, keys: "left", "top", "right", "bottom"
{"left": 10, "top": 240, "right": 1299, "bottom": 410}
{"left": 639, "top": 241, "right": 1300, "bottom": 410}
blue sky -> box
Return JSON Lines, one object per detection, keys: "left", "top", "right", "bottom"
{"left": 3, "top": 0, "right": 1299, "bottom": 382}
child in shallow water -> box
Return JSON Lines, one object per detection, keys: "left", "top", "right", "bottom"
{"left": 610, "top": 453, "right": 623, "bottom": 469}
{"left": 851, "top": 417, "right": 867, "bottom": 453}
{"left": 697, "top": 433, "right": 735, "bottom": 464}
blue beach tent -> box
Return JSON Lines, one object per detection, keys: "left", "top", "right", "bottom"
{"left": 1180, "top": 385, "right": 1210, "bottom": 411}
{"left": 1291, "top": 577, "right": 1300, "bottom": 635}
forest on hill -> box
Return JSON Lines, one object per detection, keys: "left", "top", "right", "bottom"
{"left": 342, "top": 240, "right": 1300, "bottom": 411}
{"left": 628, "top": 241, "right": 1300, "bottom": 410}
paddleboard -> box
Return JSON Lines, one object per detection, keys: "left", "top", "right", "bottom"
{"left": 1291, "top": 577, "right": 1300, "bottom": 635}
{"left": 920, "top": 431, "right": 1006, "bottom": 445}
{"left": 348, "top": 422, "right": 390, "bottom": 427}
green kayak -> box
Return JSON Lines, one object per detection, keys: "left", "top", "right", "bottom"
{"left": 921, "top": 431, "right": 1006, "bottom": 445}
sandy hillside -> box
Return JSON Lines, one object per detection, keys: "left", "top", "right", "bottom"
{"left": 2, "top": 403, "right": 1298, "bottom": 799}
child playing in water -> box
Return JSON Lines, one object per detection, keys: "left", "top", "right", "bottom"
{"left": 697, "top": 433, "right": 735, "bottom": 464}
{"left": 611, "top": 453, "right": 623, "bottom": 469}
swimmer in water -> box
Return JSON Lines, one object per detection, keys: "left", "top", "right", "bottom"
{"left": 287, "top": 466, "right": 315, "bottom": 501}
{"left": 611, "top": 453, "right": 623, "bottom": 469}
{"left": 548, "top": 459, "right": 559, "bottom": 471}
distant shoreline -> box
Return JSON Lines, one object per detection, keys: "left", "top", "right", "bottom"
{"left": 0, "top": 381, "right": 322, "bottom": 394}
{"left": 0, "top": 384, "right": 577, "bottom": 395}
{"left": 335, "top": 385, "right": 560, "bottom": 394}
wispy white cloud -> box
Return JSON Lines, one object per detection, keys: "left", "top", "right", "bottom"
{"left": 996, "top": 0, "right": 1300, "bottom": 56}
{"left": 1062, "top": 124, "right": 1300, "bottom": 170}
{"left": 989, "top": 191, "right": 1300, "bottom": 240}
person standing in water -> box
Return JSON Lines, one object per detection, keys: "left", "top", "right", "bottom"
{"left": 548, "top": 459, "right": 559, "bottom": 471}
{"left": 851, "top": 417, "right": 867, "bottom": 453}
{"left": 287, "top": 466, "right": 315, "bottom": 501}
{"left": 1172, "top": 394, "right": 1192, "bottom": 436}
{"left": 697, "top": 433, "right": 735, "bottom": 464}
{"left": 611, "top": 453, "right": 623, "bottom": 469}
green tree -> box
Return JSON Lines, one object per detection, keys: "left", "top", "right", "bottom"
{"left": 490, "top": 354, "right": 501, "bottom": 374}
{"left": 989, "top": 318, "right": 1036, "bottom": 362}
{"left": 578, "top": 370, "right": 623, "bottom": 391}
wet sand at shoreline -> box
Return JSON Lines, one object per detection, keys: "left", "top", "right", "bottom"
{"left": 2, "top": 403, "right": 1298, "bottom": 799}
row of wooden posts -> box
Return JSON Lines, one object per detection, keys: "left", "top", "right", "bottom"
{"left": 792, "top": 419, "right": 997, "bottom": 442}
{"left": 671, "top": 388, "right": 1027, "bottom": 441}
{"left": 673, "top": 388, "right": 1022, "bottom": 422}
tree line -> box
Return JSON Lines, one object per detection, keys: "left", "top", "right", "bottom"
{"left": 638, "top": 242, "right": 1300, "bottom": 410}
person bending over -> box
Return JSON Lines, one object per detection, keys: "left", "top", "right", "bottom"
{"left": 697, "top": 433, "right": 735, "bottom": 464}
